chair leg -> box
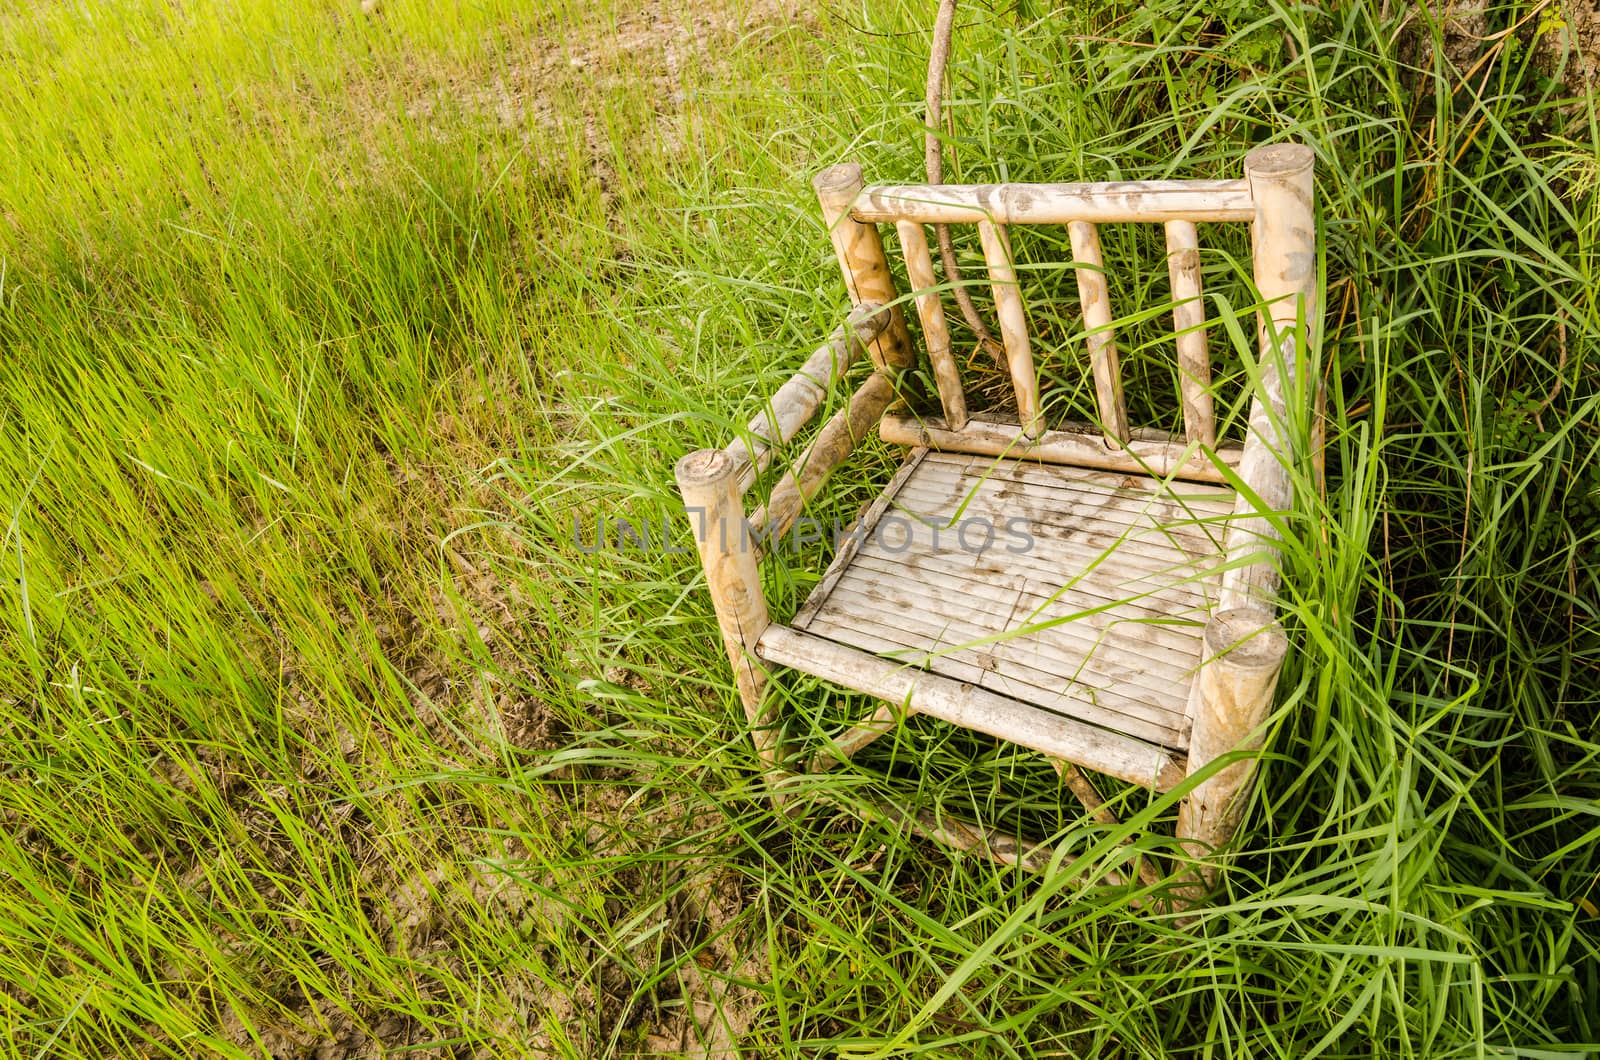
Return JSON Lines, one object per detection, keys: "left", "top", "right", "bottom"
{"left": 675, "top": 448, "right": 780, "bottom": 772}
{"left": 1050, "top": 760, "right": 1165, "bottom": 890}
{"left": 807, "top": 700, "right": 904, "bottom": 773}
{"left": 1177, "top": 608, "right": 1288, "bottom": 893}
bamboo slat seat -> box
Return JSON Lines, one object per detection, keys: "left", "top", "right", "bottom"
{"left": 786, "top": 448, "right": 1234, "bottom": 767}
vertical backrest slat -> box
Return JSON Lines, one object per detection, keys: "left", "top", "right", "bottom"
{"left": 1164, "top": 220, "right": 1216, "bottom": 448}
{"left": 1067, "top": 221, "right": 1130, "bottom": 443}
{"left": 896, "top": 221, "right": 969, "bottom": 430}
{"left": 976, "top": 220, "right": 1044, "bottom": 438}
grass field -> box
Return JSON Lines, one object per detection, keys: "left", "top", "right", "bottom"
{"left": 0, "top": 0, "right": 1597, "bottom": 1055}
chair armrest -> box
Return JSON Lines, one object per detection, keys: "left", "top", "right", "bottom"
{"left": 726, "top": 301, "right": 889, "bottom": 493}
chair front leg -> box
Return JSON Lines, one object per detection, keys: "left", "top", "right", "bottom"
{"left": 676, "top": 448, "right": 778, "bottom": 769}
{"left": 1177, "top": 607, "right": 1288, "bottom": 889}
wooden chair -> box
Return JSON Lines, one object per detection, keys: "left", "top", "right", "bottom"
{"left": 676, "top": 143, "right": 1316, "bottom": 885}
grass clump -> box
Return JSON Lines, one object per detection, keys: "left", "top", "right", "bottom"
{"left": 0, "top": 0, "right": 1596, "bottom": 1055}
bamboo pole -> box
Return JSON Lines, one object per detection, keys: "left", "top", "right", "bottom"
{"left": 895, "top": 220, "right": 969, "bottom": 430}
{"left": 755, "top": 624, "right": 1188, "bottom": 791}
{"left": 750, "top": 372, "right": 898, "bottom": 543}
{"left": 1176, "top": 607, "right": 1288, "bottom": 887}
{"left": 814, "top": 164, "right": 915, "bottom": 374}
{"left": 1049, "top": 760, "right": 1165, "bottom": 889}
{"left": 808, "top": 700, "right": 902, "bottom": 772}
{"left": 769, "top": 778, "right": 1153, "bottom": 895}
{"left": 877, "top": 412, "right": 1242, "bottom": 484}
{"left": 1164, "top": 220, "right": 1216, "bottom": 448}
{"left": 1068, "top": 220, "right": 1130, "bottom": 444}
{"left": 675, "top": 448, "right": 778, "bottom": 767}
{"left": 725, "top": 301, "right": 889, "bottom": 493}
{"left": 921, "top": 0, "right": 1007, "bottom": 367}
{"left": 1220, "top": 143, "right": 1316, "bottom": 612}
{"left": 855, "top": 796, "right": 1059, "bottom": 875}
{"left": 976, "top": 220, "right": 1044, "bottom": 439}
{"left": 852, "top": 179, "right": 1255, "bottom": 226}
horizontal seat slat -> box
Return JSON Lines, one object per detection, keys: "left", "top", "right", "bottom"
{"left": 801, "top": 608, "right": 1187, "bottom": 749}
{"left": 907, "top": 451, "right": 1236, "bottom": 545}
{"left": 755, "top": 624, "right": 1189, "bottom": 789}
{"left": 840, "top": 550, "right": 1214, "bottom": 645}
{"left": 883, "top": 489, "right": 1229, "bottom": 588}
{"left": 826, "top": 552, "right": 1207, "bottom": 679}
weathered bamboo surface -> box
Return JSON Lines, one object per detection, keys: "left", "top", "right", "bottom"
{"left": 1219, "top": 144, "right": 1316, "bottom": 612}
{"left": 851, "top": 180, "right": 1255, "bottom": 225}
{"left": 674, "top": 448, "right": 776, "bottom": 765}
{"left": 814, "top": 164, "right": 915, "bottom": 373}
{"left": 756, "top": 625, "right": 1187, "bottom": 791}
{"left": 1164, "top": 220, "right": 1216, "bottom": 448}
{"left": 726, "top": 301, "right": 889, "bottom": 493}
{"left": 977, "top": 220, "right": 1044, "bottom": 438}
{"left": 792, "top": 449, "right": 930, "bottom": 630}
{"left": 785, "top": 450, "right": 1236, "bottom": 758}
{"left": 1067, "top": 221, "right": 1130, "bottom": 443}
{"left": 850, "top": 794, "right": 1060, "bottom": 876}
{"left": 877, "top": 412, "right": 1243, "bottom": 483}
{"left": 1177, "top": 607, "right": 1288, "bottom": 883}
{"left": 895, "top": 220, "right": 969, "bottom": 430}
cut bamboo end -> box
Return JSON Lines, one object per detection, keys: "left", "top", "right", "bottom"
{"left": 844, "top": 299, "right": 891, "bottom": 337}
{"left": 675, "top": 447, "right": 738, "bottom": 492}
{"left": 1202, "top": 607, "right": 1289, "bottom": 678}
{"left": 1244, "top": 143, "right": 1314, "bottom": 179}
{"left": 813, "top": 162, "right": 865, "bottom": 202}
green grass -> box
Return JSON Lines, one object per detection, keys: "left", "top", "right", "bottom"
{"left": 0, "top": 0, "right": 1596, "bottom": 1055}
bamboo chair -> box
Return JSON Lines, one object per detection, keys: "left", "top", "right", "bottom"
{"left": 676, "top": 143, "right": 1316, "bottom": 885}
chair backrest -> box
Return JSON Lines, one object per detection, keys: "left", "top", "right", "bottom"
{"left": 813, "top": 144, "right": 1317, "bottom": 481}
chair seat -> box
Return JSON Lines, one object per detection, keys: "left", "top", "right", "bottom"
{"left": 788, "top": 448, "right": 1237, "bottom": 759}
